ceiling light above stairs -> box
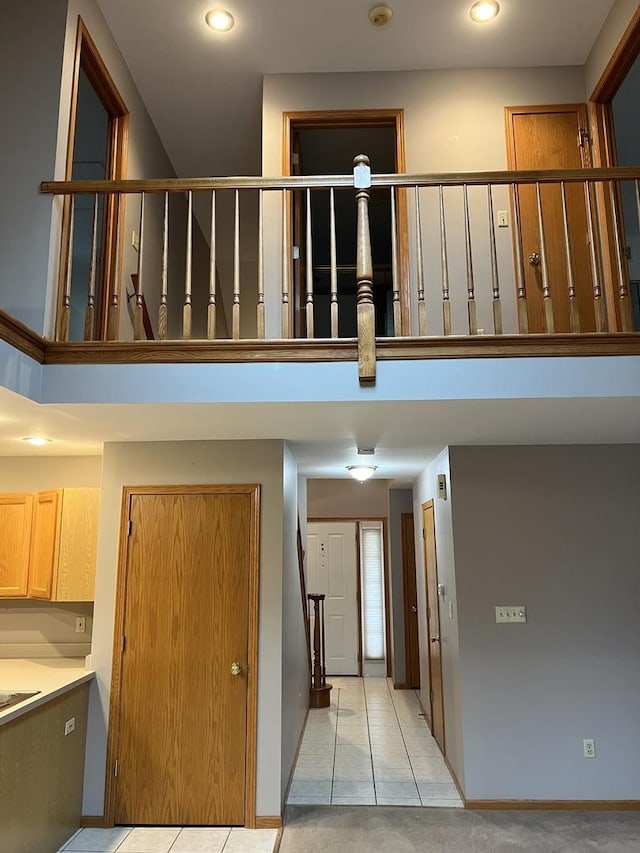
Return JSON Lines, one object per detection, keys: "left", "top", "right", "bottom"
{"left": 470, "top": 0, "right": 500, "bottom": 22}
{"left": 205, "top": 8, "right": 235, "bottom": 32}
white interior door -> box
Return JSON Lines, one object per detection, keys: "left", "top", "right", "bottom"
{"left": 307, "top": 521, "right": 359, "bottom": 675}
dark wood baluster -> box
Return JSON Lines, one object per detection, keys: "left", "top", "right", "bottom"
{"left": 207, "top": 190, "right": 216, "bottom": 340}
{"left": 233, "top": 188, "right": 240, "bottom": 339}
{"left": 282, "top": 189, "right": 290, "bottom": 338}
{"left": 84, "top": 193, "right": 99, "bottom": 341}
{"left": 158, "top": 192, "right": 168, "bottom": 340}
{"left": 305, "top": 188, "right": 314, "bottom": 338}
{"left": 439, "top": 186, "right": 451, "bottom": 336}
{"left": 134, "top": 192, "right": 145, "bottom": 340}
{"left": 415, "top": 186, "right": 427, "bottom": 336}
{"left": 610, "top": 180, "right": 634, "bottom": 331}
{"left": 535, "top": 181, "right": 554, "bottom": 333}
{"left": 560, "top": 181, "right": 580, "bottom": 333}
{"left": 391, "top": 186, "right": 401, "bottom": 336}
{"left": 330, "top": 188, "right": 339, "bottom": 338}
{"left": 584, "top": 181, "right": 607, "bottom": 333}
{"left": 183, "top": 189, "right": 193, "bottom": 339}
{"left": 354, "top": 155, "right": 376, "bottom": 384}
{"left": 59, "top": 195, "right": 75, "bottom": 342}
{"left": 257, "top": 189, "right": 265, "bottom": 339}
{"left": 308, "top": 593, "right": 332, "bottom": 708}
{"left": 107, "top": 194, "right": 121, "bottom": 341}
{"left": 512, "top": 183, "right": 529, "bottom": 334}
{"left": 487, "top": 185, "right": 503, "bottom": 335}
{"left": 463, "top": 185, "right": 477, "bottom": 335}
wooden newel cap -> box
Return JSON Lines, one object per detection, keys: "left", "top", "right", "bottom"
{"left": 307, "top": 593, "right": 326, "bottom": 602}
{"left": 353, "top": 154, "right": 370, "bottom": 167}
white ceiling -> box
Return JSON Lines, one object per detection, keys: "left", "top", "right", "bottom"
{"left": 96, "top": 0, "right": 615, "bottom": 178}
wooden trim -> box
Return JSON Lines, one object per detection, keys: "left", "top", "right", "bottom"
{"left": 255, "top": 816, "right": 283, "bottom": 829}
{"left": 421, "top": 499, "right": 445, "bottom": 756}
{"left": 443, "top": 754, "right": 466, "bottom": 804}
{"left": 0, "top": 309, "right": 46, "bottom": 362}
{"left": 467, "top": 800, "right": 640, "bottom": 811}
{"left": 80, "top": 815, "right": 108, "bottom": 828}
{"left": 104, "top": 484, "right": 260, "bottom": 828}
{"left": 590, "top": 6, "right": 640, "bottom": 102}
{"left": 393, "top": 682, "right": 410, "bottom": 690}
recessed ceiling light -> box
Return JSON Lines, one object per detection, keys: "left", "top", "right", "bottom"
{"left": 22, "top": 436, "right": 53, "bottom": 447}
{"left": 369, "top": 5, "right": 393, "bottom": 27}
{"left": 205, "top": 8, "right": 235, "bottom": 32}
{"left": 469, "top": 0, "right": 500, "bottom": 22}
{"left": 347, "top": 465, "right": 377, "bottom": 483}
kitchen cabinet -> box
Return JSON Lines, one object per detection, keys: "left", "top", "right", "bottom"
{"left": 28, "top": 488, "right": 100, "bottom": 602}
{"left": 0, "top": 493, "right": 34, "bottom": 598}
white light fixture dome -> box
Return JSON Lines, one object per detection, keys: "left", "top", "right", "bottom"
{"left": 469, "top": 0, "right": 500, "bottom": 22}
{"left": 22, "top": 436, "right": 53, "bottom": 447}
{"left": 369, "top": 5, "right": 393, "bottom": 27}
{"left": 347, "top": 465, "right": 377, "bottom": 483}
{"left": 205, "top": 8, "right": 235, "bottom": 31}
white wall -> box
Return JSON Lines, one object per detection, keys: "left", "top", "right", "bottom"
{"left": 387, "top": 488, "right": 413, "bottom": 684}
{"left": 262, "top": 66, "right": 586, "bottom": 338}
{"left": 449, "top": 445, "right": 640, "bottom": 801}
{"left": 585, "top": 0, "right": 639, "bottom": 96}
{"left": 280, "top": 445, "right": 308, "bottom": 803}
{"left": 84, "top": 440, "right": 286, "bottom": 818}
{"left": 413, "top": 448, "right": 464, "bottom": 790}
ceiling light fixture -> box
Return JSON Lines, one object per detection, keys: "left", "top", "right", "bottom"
{"left": 369, "top": 5, "right": 393, "bottom": 27}
{"left": 347, "top": 465, "right": 377, "bottom": 483}
{"left": 22, "top": 436, "right": 53, "bottom": 447}
{"left": 469, "top": 0, "right": 500, "bottom": 22}
{"left": 205, "top": 8, "right": 235, "bottom": 32}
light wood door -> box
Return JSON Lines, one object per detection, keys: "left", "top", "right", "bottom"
{"left": 307, "top": 522, "right": 359, "bottom": 675}
{"left": 0, "top": 494, "right": 33, "bottom": 597}
{"left": 422, "top": 502, "right": 445, "bottom": 754}
{"left": 401, "top": 513, "right": 420, "bottom": 689}
{"left": 113, "top": 488, "right": 258, "bottom": 826}
{"left": 55, "top": 488, "right": 99, "bottom": 601}
{"left": 28, "top": 491, "right": 61, "bottom": 600}
{"left": 506, "top": 105, "right": 595, "bottom": 333}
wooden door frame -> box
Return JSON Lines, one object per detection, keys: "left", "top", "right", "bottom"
{"left": 58, "top": 17, "right": 129, "bottom": 342}
{"left": 399, "top": 511, "right": 419, "bottom": 691}
{"left": 589, "top": 6, "right": 640, "bottom": 332}
{"left": 308, "top": 515, "right": 390, "bottom": 678}
{"left": 421, "top": 499, "right": 445, "bottom": 752}
{"left": 282, "top": 110, "right": 410, "bottom": 337}
{"left": 104, "top": 484, "right": 260, "bottom": 828}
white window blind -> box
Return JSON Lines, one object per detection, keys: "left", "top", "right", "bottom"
{"left": 360, "top": 522, "right": 385, "bottom": 661}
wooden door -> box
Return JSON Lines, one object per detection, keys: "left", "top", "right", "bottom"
{"left": 0, "top": 494, "right": 33, "bottom": 598}
{"left": 506, "top": 104, "right": 596, "bottom": 333}
{"left": 112, "top": 486, "right": 259, "bottom": 826}
{"left": 422, "top": 501, "right": 445, "bottom": 754}
{"left": 401, "top": 513, "right": 420, "bottom": 689}
{"left": 28, "top": 490, "right": 61, "bottom": 600}
{"left": 307, "top": 522, "right": 359, "bottom": 675}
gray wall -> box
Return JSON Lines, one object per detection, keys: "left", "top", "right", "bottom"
{"left": 280, "top": 445, "right": 308, "bottom": 804}
{"left": 387, "top": 488, "right": 413, "bottom": 685}
{"left": 0, "top": 0, "right": 67, "bottom": 332}
{"left": 585, "top": 0, "right": 639, "bottom": 96}
{"left": 450, "top": 445, "right": 640, "bottom": 801}
{"left": 307, "top": 478, "right": 389, "bottom": 518}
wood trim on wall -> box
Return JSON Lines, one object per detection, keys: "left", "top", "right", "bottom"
{"left": 282, "top": 109, "right": 410, "bottom": 336}
{"left": 104, "top": 484, "right": 260, "bottom": 828}
{"left": 0, "top": 309, "right": 46, "bottom": 362}
{"left": 254, "top": 817, "right": 283, "bottom": 829}
{"left": 590, "top": 6, "right": 640, "bottom": 103}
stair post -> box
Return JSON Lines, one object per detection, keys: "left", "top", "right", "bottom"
{"left": 308, "top": 593, "right": 332, "bottom": 709}
{"left": 354, "top": 154, "right": 376, "bottom": 385}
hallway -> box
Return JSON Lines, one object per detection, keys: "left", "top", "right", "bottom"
{"left": 288, "top": 678, "right": 462, "bottom": 807}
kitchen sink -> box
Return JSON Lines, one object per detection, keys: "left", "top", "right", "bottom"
{"left": 0, "top": 690, "right": 40, "bottom": 710}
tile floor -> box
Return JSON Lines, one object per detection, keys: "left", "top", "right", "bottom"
{"left": 58, "top": 826, "right": 279, "bottom": 853}
{"left": 288, "top": 677, "right": 463, "bottom": 808}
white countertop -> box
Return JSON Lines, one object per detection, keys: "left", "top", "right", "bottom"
{"left": 0, "top": 658, "right": 95, "bottom": 726}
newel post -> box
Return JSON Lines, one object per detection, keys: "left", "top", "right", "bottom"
{"left": 354, "top": 154, "right": 376, "bottom": 385}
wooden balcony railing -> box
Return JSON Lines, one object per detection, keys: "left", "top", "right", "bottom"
{"left": 38, "top": 160, "right": 640, "bottom": 384}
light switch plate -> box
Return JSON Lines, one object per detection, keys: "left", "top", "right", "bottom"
{"left": 495, "top": 605, "right": 527, "bottom": 623}
{"left": 64, "top": 717, "right": 76, "bottom": 736}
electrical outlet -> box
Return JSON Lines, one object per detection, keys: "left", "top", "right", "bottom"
{"left": 495, "top": 606, "right": 527, "bottom": 623}
{"left": 583, "top": 738, "right": 596, "bottom": 758}
{"left": 64, "top": 717, "right": 76, "bottom": 736}
{"left": 75, "top": 616, "right": 86, "bottom": 634}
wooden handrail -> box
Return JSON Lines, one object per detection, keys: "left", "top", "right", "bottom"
{"left": 40, "top": 166, "right": 640, "bottom": 196}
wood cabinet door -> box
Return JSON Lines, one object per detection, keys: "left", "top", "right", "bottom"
{"left": 55, "top": 488, "right": 100, "bottom": 601}
{"left": 28, "top": 490, "right": 61, "bottom": 600}
{"left": 0, "top": 494, "right": 33, "bottom": 597}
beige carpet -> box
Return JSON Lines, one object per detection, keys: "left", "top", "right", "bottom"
{"left": 280, "top": 805, "right": 640, "bottom": 852}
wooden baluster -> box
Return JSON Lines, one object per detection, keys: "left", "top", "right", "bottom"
{"left": 134, "top": 192, "right": 145, "bottom": 340}
{"left": 415, "top": 186, "right": 427, "bottom": 336}
{"left": 257, "top": 189, "right": 265, "bottom": 339}
{"left": 487, "top": 185, "right": 503, "bottom": 335}
{"left": 207, "top": 190, "right": 217, "bottom": 340}
{"left": 584, "top": 181, "right": 607, "bottom": 333}
{"left": 535, "top": 182, "right": 554, "bottom": 333}
{"left": 282, "top": 189, "right": 290, "bottom": 338}
{"left": 330, "top": 188, "right": 339, "bottom": 339}
{"left": 182, "top": 189, "right": 193, "bottom": 339}
{"left": 512, "top": 184, "right": 528, "bottom": 334}
{"left": 308, "top": 593, "right": 332, "bottom": 708}
{"left": 233, "top": 189, "right": 241, "bottom": 339}
{"left": 354, "top": 154, "right": 376, "bottom": 384}
{"left": 158, "top": 192, "right": 168, "bottom": 340}
{"left": 84, "top": 193, "right": 99, "bottom": 341}
{"left": 610, "top": 180, "right": 634, "bottom": 331}
{"left": 560, "top": 181, "right": 580, "bottom": 333}
{"left": 439, "top": 186, "right": 451, "bottom": 336}
{"left": 391, "top": 186, "right": 401, "bottom": 336}
{"left": 305, "top": 188, "right": 314, "bottom": 338}
{"left": 107, "top": 194, "right": 121, "bottom": 341}
{"left": 59, "top": 195, "right": 75, "bottom": 342}
{"left": 463, "top": 185, "right": 478, "bottom": 335}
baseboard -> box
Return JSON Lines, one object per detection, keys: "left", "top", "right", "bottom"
{"left": 81, "top": 815, "right": 107, "bottom": 827}
{"left": 255, "top": 816, "right": 283, "bottom": 828}
{"left": 281, "top": 705, "right": 310, "bottom": 811}
{"left": 466, "top": 800, "right": 640, "bottom": 811}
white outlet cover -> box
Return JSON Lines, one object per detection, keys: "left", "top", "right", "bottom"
{"left": 64, "top": 717, "right": 76, "bottom": 736}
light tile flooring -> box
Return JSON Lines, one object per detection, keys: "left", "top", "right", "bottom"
{"left": 59, "top": 826, "right": 279, "bottom": 853}
{"left": 288, "top": 677, "right": 463, "bottom": 808}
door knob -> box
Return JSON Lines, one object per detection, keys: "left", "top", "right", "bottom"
{"left": 230, "top": 662, "right": 242, "bottom": 676}
{"left": 431, "top": 637, "right": 440, "bottom": 643}
{"left": 528, "top": 252, "right": 540, "bottom": 266}
{"left": 411, "top": 605, "right": 417, "bottom": 613}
